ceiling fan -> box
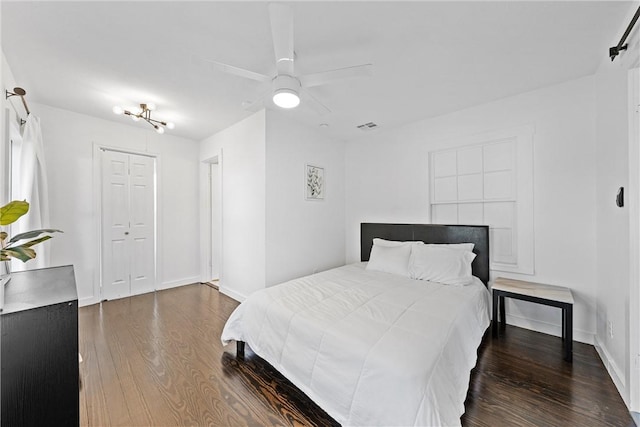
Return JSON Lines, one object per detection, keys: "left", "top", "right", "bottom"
{"left": 194, "top": 2, "right": 373, "bottom": 114}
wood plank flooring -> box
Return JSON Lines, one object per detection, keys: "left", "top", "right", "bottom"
{"left": 79, "top": 284, "right": 634, "bottom": 426}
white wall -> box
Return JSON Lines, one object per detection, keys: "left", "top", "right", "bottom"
{"left": 2, "top": 52, "right": 19, "bottom": 208}
{"left": 265, "top": 110, "right": 346, "bottom": 286}
{"left": 593, "top": 4, "right": 640, "bottom": 407}
{"left": 200, "top": 111, "right": 266, "bottom": 301}
{"left": 345, "top": 75, "right": 598, "bottom": 344}
{"left": 1, "top": 54, "right": 8, "bottom": 207}
{"left": 199, "top": 109, "right": 346, "bottom": 298}
{"left": 32, "top": 102, "right": 201, "bottom": 305}
{"left": 0, "top": 51, "right": 9, "bottom": 285}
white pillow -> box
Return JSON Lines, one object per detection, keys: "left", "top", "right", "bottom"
{"left": 425, "top": 243, "right": 475, "bottom": 251}
{"left": 408, "top": 245, "right": 476, "bottom": 285}
{"left": 373, "top": 238, "right": 424, "bottom": 247}
{"left": 366, "top": 243, "right": 413, "bottom": 276}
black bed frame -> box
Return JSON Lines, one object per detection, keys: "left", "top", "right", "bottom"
{"left": 236, "top": 223, "right": 490, "bottom": 357}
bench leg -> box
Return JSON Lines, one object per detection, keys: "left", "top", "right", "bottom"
{"left": 499, "top": 295, "right": 506, "bottom": 328}
{"left": 564, "top": 305, "right": 573, "bottom": 362}
{"left": 492, "top": 290, "right": 499, "bottom": 337}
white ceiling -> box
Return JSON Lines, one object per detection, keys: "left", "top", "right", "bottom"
{"left": 1, "top": 1, "right": 635, "bottom": 141}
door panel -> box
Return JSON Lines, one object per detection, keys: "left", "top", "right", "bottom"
{"left": 102, "top": 151, "right": 130, "bottom": 300}
{"left": 129, "top": 154, "right": 155, "bottom": 296}
{"left": 102, "top": 150, "right": 156, "bottom": 300}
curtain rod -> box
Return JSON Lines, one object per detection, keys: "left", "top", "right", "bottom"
{"left": 610, "top": 5, "right": 640, "bottom": 61}
{"left": 5, "top": 87, "right": 30, "bottom": 125}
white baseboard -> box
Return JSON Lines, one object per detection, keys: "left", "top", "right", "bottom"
{"left": 79, "top": 296, "right": 100, "bottom": 307}
{"left": 594, "top": 335, "right": 627, "bottom": 401}
{"left": 504, "top": 312, "right": 594, "bottom": 345}
{"left": 158, "top": 276, "right": 201, "bottom": 291}
{"left": 78, "top": 276, "right": 201, "bottom": 307}
{"left": 219, "top": 286, "right": 246, "bottom": 303}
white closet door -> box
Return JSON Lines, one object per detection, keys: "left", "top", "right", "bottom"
{"left": 128, "top": 155, "right": 155, "bottom": 296}
{"left": 102, "top": 150, "right": 156, "bottom": 300}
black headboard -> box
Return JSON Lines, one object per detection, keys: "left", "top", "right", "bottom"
{"left": 360, "top": 223, "right": 490, "bottom": 286}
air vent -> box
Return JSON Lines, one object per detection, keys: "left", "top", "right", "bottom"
{"left": 356, "top": 122, "right": 378, "bottom": 131}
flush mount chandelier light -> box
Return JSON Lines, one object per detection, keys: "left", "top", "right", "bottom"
{"left": 112, "top": 103, "right": 175, "bottom": 134}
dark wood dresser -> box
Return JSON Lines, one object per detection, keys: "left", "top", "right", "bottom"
{"left": 1, "top": 265, "right": 79, "bottom": 427}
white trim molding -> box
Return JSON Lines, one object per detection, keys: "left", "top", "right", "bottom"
{"left": 219, "top": 286, "right": 247, "bottom": 303}
{"left": 628, "top": 67, "right": 640, "bottom": 413}
{"left": 504, "top": 311, "right": 594, "bottom": 345}
{"left": 429, "top": 125, "right": 535, "bottom": 275}
{"left": 92, "top": 143, "right": 161, "bottom": 303}
{"left": 157, "top": 276, "right": 202, "bottom": 291}
{"left": 595, "top": 335, "right": 627, "bottom": 399}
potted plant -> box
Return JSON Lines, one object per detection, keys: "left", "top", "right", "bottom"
{"left": 0, "top": 200, "right": 62, "bottom": 310}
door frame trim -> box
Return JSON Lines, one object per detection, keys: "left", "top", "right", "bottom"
{"left": 628, "top": 67, "right": 640, "bottom": 413}
{"left": 93, "top": 144, "right": 160, "bottom": 303}
{"left": 201, "top": 149, "right": 223, "bottom": 284}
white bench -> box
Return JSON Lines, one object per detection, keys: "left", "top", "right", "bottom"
{"left": 492, "top": 277, "right": 574, "bottom": 362}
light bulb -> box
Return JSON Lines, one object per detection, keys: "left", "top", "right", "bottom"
{"left": 112, "top": 106, "right": 124, "bottom": 115}
{"left": 166, "top": 122, "right": 175, "bottom": 129}
{"left": 155, "top": 126, "right": 165, "bottom": 134}
{"left": 273, "top": 89, "right": 300, "bottom": 109}
{"left": 147, "top": 103, "right": 156, "bottom": 111}
{"left": 131, "top": 115, "right": 141, "bottom": 122}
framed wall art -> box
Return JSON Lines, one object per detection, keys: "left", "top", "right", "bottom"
{"left": 305, "top": 164, "right": 324, "bottom": 200}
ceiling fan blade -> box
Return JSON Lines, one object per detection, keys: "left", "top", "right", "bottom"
{"left": 269, "top": 3, "right": 295, "bottom": 75}
{"left": 300, "top": 88, "right": 331, "bottom": 115}
{"left": 241, "top": 89, "right": 271, "bottom": 112}
{"left": 242, "top": 98, "right": 265, "bottom": 113}
{"left": 300, "top": 64, "right": 373, "bottom": 88}
{"left": 191, "top": 54, "right": 271, "bottom": 83}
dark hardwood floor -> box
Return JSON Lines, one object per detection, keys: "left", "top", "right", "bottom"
{"left": 79, "top": 284, "right": 634, "bottom": 426}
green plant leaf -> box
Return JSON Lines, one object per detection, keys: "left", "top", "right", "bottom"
{"left": 2, "top": 246, "right": 36, "bottom": 262}
{"left": 0, "top": 200, "right": 29, "bottom": 226}
{"left": 8, "top": 229, "right": 63, "bottom": 244}
{"left": 6, "top": 235, "right": 52, "bottom": 249}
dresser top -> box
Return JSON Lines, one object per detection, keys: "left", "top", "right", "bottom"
{"left": 493, "top": 277, "right": 574, "bottom": 304}
{"left": 1, "top": 265, "right": 77, "bottom": 315}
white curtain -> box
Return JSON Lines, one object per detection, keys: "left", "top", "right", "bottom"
{"left": 4, "top": 118, "right": 23, "bottom": 275}
{"left": 12, "top": 114, "right": 50, "bottom": 271}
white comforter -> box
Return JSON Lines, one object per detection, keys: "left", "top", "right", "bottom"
{"left": 221, "top": 263, "right": 490, "bottom": 426}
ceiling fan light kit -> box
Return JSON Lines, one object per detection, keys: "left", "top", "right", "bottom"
{"left": 273, "top": 89, "right": 300, "bottom": 108}
{"left": 113, "top": 103, "right": 174, "bottom": 134}
{"left": 272, "top": 74, "right": 301, "bottom": 108}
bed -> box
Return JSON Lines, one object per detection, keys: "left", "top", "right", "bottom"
{"left": 221, "top": 223, "right": 491, "bottom": 426}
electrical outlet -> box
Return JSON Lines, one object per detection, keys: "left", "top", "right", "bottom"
{"left": 608, "top": 320, "right": 614, "bottom": 338}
